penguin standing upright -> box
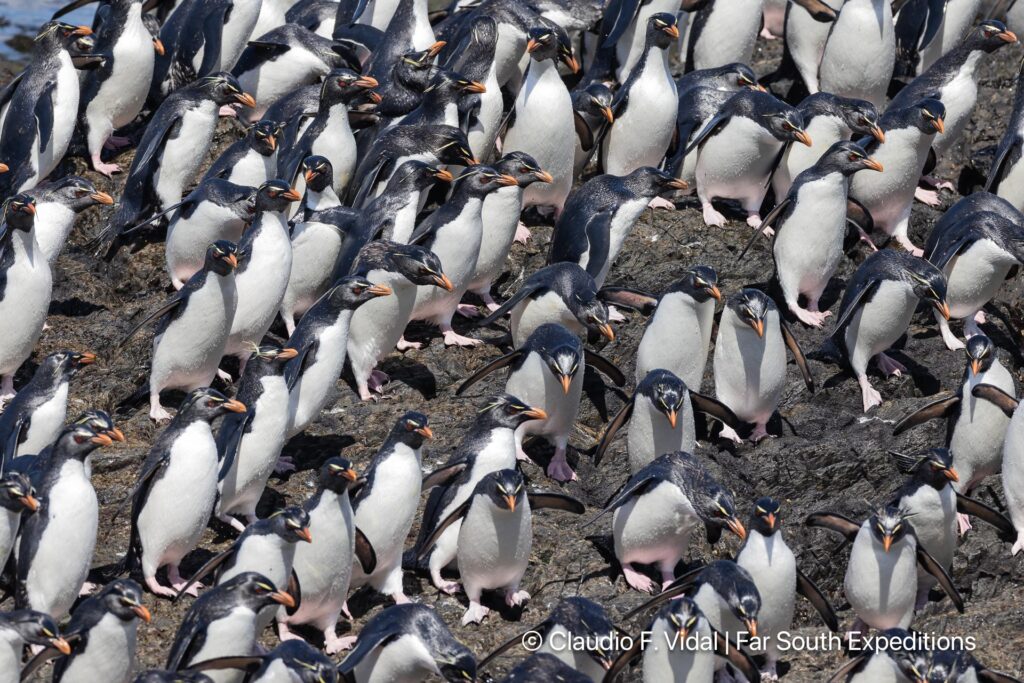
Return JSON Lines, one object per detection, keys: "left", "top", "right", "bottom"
{"left": 25, "top": 176, "right": 113, "bottom": 266}
{"left": 601, "top": 14, "right": 678, "bottom": 180}
{"left": 923, "top": 195, "right": 1024, "bottom": 349}
{"left": 274, "top": 459, "right": 373, "bottom": 654}
{"left": 571, "top": 82, "right": 614, "bottom": 177}
{"left": 713, "top": 289, "right": 815, "bottom": 441}
{"left": 501, "top": 27, "right": 579, "bottom": 216}
{"left": 118, "top": 241, "right": 240, "bottom": 420}
{"left": 361, "top": 161, "right": 453, "bottom": 246}
{"left": 986, "top": 60, "right": 1024, "bottom": 213}
{"left": 743, "top": 141, "right": 883, "bottom": 327}
{"left": 203, "top": 119, "right": 282, "bottom": 188}
{"left": 185, "top": 640, "right": 337, "bottom": 683}
{"left": 826, "top": 627, "right": 929, "bottom": 682}
{"left": 350, "top": 414, "right": 432, "bottom": 604}
{"left": 415, "top": 469, "right": 584, "bottom": 624}
{"left": 215, "top": 345, "right": 298, "bottom": 530}
{"left": 346, "top": 241, "right": 453, "bottom": 400}
{"left": 337, "top": 604, "right": 476, "bottom": 683}
{"left": 457, "top": 323, "right": 625, "bottom": 482}
{"left": 596, "top": 451, "right": 745, "bottom": 593}
{"left": 848, "top": 98, "right": 946, "bottom": 254}
{"left": 0, "top": 350, "right": 95, "bottom": 466}
{"left": 685, "top": 0, "right": 764, "bottom": 73}
{"left": 121, "top": 388, "right": 246, "bottom": 598}
{"left": 23, "top": 579, "right": 151, "bottom": 683}
{"left": 75, "top": 0, "right": 161, "bottom": 176}
{"left": 986, "top": 384, "right": 1024, "bottom": 554}
{"left": 0, "top": 196, "right": 53, "bottom": 403}
{"left": 690, "top": 90, "right": 811, "bottom": 228}
{"left": 15, "top": 422, "right": 118, "bottom": 619}
{"left": 825, "top": 249, "right": 949, "bottom": 412}
{"left": 408, "top": 394, "right": 546, "bottom": 593}
{"left": 781, "top": 0, "right": 841, "bottom": 94}
{"left": 0, "top": 472, "right": 37, "bottom": 572}
{"left": 222, "top": 181, "right": 300, "bottom": 377}
{"left": 0, "top": 22, "right": 93, "bottom": 197}
{"left": 817, "top": 0, "right": 895, "bottom": 106}
{"left": 634, "top": 266, "right": 720, "bottom": 390}
{"left": 446, "top": 17, "right": 503, "bottom": 160}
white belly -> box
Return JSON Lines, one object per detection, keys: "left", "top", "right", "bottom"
{"left": 696, "top": 119, "right": 781, "bottom": 209}
{"left": 33, "top": 202, "right": 76, "bottom": 266}
{"left": 16, "top": 382, "right": 68, "bottom": 457}
{"left": 89, "top": 6, "right": 153, "bottom": 132}
{"left": 843, "top": 279, "right": 917, "bottom": 375}
{"left": 713, "top": 312, "right": 787, "bottom": 424}
{"left": 153, "top": 103, "right": 218, "bottom": 209}
{"left": 187, "top": 609, "right": 258, "bottom": 683}
{"left": 845, "top": 528, "right": 917, "bottom": 629}
{"left": 604, "top": 59, "right": 677, "bottom": 177}
{"left": 736, "top": 532, "right": 796, "bottom": 656}
{"left": 691, "top": 0, "right": 763, "bottom": 70}
{"left": 951, "top": 362, "right": 1014, "bottom": 488}
{"left": 36, "top": 55, "right": 80, "bottom": 183}
{"left": 457, "top": 501, "right": 531, "bottom": 596}
{"left": 786, "top": 0, "right": 845, "bottom": 92}
{"left": 0, "top": 237, "right": 52, "bottom": 376}
{"left": 506, "top": 354, "right": 583, "bottom": 447}
{"left": 58, "top": 613, "right": 137, "bottom": 683}
{"left": 281, "top": 221, "right": 344, "bottom": 319}
{"left": 900, "top": 483, "right": 956, "bottom": 571}
{"left": 470, "top": 187, "right": 523, "bottom": 290}
{"left": 347, "top": 276, "right": 416, "bottom": 387}
{"left": 642, "top": 619, "right": 717, "bottom": 683}
{"left": 510, "top": 292, "right": 583, "bottom": 348}
{"left": 636, "top": 294, "right": 714, "bottom": 390}
{"left": 287, "top": 320, "right": 350, "bottom": 436}
{"left": 943, "top": 238, "right": 1015, "bottom": 319}
{"left": 353, "top": 634, "right": 439, "bottom": 683}
{"left": 613, "top": 481, "right": 697, "bottom": 566}
{"left": 238, "top": 47, "right": 328, "bottom": 119}
{"left": 774, "top": 116, "right": 848, "bottom": 198}
{"left": 1003, "top": 405, "right": 1024, "bottom": 548}
{"left": 627, "top": 396, "right": 694, "bottom": 473}
{"left": 227, "top": 219, "right": 293, "bottom": 353}
{"left": 288, "top": 492, "right": 354, "bottom": 627}
{"left": 165, "top": 203, "right": 248, "bottom": 287}
{"left": 818, "top": 0, "right": 895, "bottom": 106}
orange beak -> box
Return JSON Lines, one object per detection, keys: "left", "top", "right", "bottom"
{"left": 871, "top": 125, "right": 885, "bottom": 143}
{"left": 1000, "top": 29, "right": 1018, "bottom": 42}
{"left": 526, "top": 38, "right": 540, "bottom": 53}
{"left": 434, "top": 168, "right": 454, "bottom": 183}
{"left": 73, "top": 25, "right": 92, "bottom": 36}
{"left": 599, "top": 323, "right": 615, "bottom": 341}
{"left": 708, "top": 285, "right": 722, "bottom": 301}
{"left": 223, "top": 399, "right": 248, "bottom": 413}
{"left": 970, "top": 359, "right": 982, "bottom": 376}
{"left": 265, "top": 135, "right": 276, "bottom": 151}
{"left": 296, "top": 527, "right": 313, "bottom": 543}
{"left": 663, "top": 24, "right": 680, "bottom": 39}
{"left": 153, "top": 38, "right": 165, "bottom": 55}
{"left": 107, "top": 427, "right": 126, "bottom": 443}
{"left": 935, "top": 300, "right": 951, "bottom": 320}
{"left": 463, "top": 81, "right": 487, "bottom": 93}
{"left": 883, "top": 535, "right": 893, "bottom": 552}
{"left": 751, "top": 319, "right": 765, "bottom": 338}
{"left": 498, "top": 173, "right": 519, "bottom": 187}
{"left": 278, "top": 347, "right": 299, "bottom": 360}
{"left": 428, "top": 41, "right": 446, "bottom": 56}
{"left": 668, "top": 178, "right": 689, "bottom": 191}
{"left": 90, "top": 191, "right": 115, "bottom": 205}
{"left": 765, "top": 513, "right": 776, "bottom": 530}
{"left": 416, "top": 426, "right": 434, "bottom": 439}
{"left": 77, "top": 352, "right": 97, "bottom": 365}
{"left": 18, "top": 495, "right": 39, "bottom": 512}
{"left": 282, "top": 188, "right": 302, "bottom": 202}
{"left": 354, "top": 76, "right": 379, "bottom": 88}
{"left": 0, "top": 163, "right": 8, "bottom": 173}
{"left": 225, "top": 253, "right": 239, "bottom": 269}
{"left": 601, "top": 106, "right": 614, "bottom": 123}
{"left": 793, "top": 129, "right": 812, "bottom": 147}
{"left": 933, "top": 117, "right": 945, "bottom": 134}
{"left": 51, "top": 637, "right": 72, "bottom": 655}
{"left": 132, "top": 604, "right": 152, "bottom": 622}
{"left": 728, "top": 517, "right": 747, "bottom": 539}
{"left": 534, "top": 170, "right": 554, "bottom": 184}
{"left": 504, "top": 495, "right": 517, "bottom": 511}
{"left": 563, "top": 55, "right": 581, "bottom": 73}
{"left": 234, "top": 92, "right": 257, "bottom": 108}
{"left": 433, "top": 273, "right": 454, "bottom": 291}
{"left": 271, "top": 591, "right": 296, "bottom": 608}
{"left": 559, "top": 374, "right": 572, "bottom": 395}
{"left": 368, "top": 283, "right": 393, "bottom": 296}
{"left": 744, "top": 618, "right": 758, "bottom": 638}
{"left": 945, "top": 467, "right": 960, "bottom": 482}
{"left": 91, "top": 433, "right": 114, "bottom": 447}
{"left": 665, "top": 409, "right": 677, "bottom": 429}
{"left": 862, "top": 157, "right": 884, "bottom": 172}
{"left": 23, "top": 203, "right": 35, "bottom": 216}
{"left": 524, "top": 406, "right": 548, "bottom": 420}
{"left": 304, "top": 169, "right": 318, "bottom": 183}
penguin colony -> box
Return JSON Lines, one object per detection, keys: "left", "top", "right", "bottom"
{"left": 0, "top": 0, "right": 1023, "bottom": 680}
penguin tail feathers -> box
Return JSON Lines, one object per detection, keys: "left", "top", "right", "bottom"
{"left": 815, "top": 336, "right": 844, "bottom": 365}
{"left": 401, "top": 547, "right": 429, "bottom": 572}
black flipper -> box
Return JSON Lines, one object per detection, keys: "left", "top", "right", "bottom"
{"left": 805, "top": 512, "right": 860, "bottom": 542}
{"left": 117, "top": 294, "right": 186, "bottom": 349}
{"left": 422, "top": 462, "right": 468, "bottom": 489}
{"left": 796, "top": 567, "right": 839, "bottom": 631}
{"left": 690, "top": 392, "right": 743, "bottom": 431}
{"left": 591, "top": 396, "right": 635, "bottom": 469}
{"left": 185, "top": 656, "right": 264, "bottom": 674}
{"left": 286, "top": 570, "right": 301, "bottom": 616}
{"left": 829, "top": 279, "right": 881, "bottom": 338}
{"left": 173, "top": 546, "right": 239, "bottom": 601}
{"left": 892, "top": 394, "right": 959, "bottom": 435}
{"left": 985, "top": 134, "right": 1023, "bottom": 194}
{"left": 826, "top": 655, "right": 869, "bottom": 683}
{"left": 584, "top": 349, "right": 626, "bottom": 386}
{"left": 475, "top": 281, "right": 546, "bottom": 328}
{"left": 597, "top": 287, "right": 658, "bottom": 315}
{"left": 602, "top": 633, "right": 643, "bottom": 681}
{"left": 685, "top": 112, "right": 731, "bottom": 154}
{"left": 780, "top": 318, "right": 814, "bottom": 392}
{"left": 415, "top": 499, "right": 472, "bottom": 559}
{"left": 527, "top": 493, "right": 585, "bottom": 514}
{"left": 978, "top": 670, "right": 1024, "bottom": 683}
{"left": 914, "top": 540, "right": 964, "bottom": 612}
{"left": 455, "top": 350, "right": 524, "bottom": 395}
{"left": 622, "top": 565, "right": 704, "bottom": 620}
{"left": 711, "top": 626, "right": 760, "bottom": 682}
{"left": 971, "top": 384, "right": 1019, "bottom": 417}
{"left": 354, "top": 527, "right": 377, "bottom": 574}
{"left": 956, "top": 493, "right": 1016, "bottom": 540}
{"left": 738, "top": 197, "right": 790, "bottom": 261}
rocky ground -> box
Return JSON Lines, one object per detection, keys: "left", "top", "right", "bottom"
{"left": 1, "top": 23, "right": 1022, "bottom": 683}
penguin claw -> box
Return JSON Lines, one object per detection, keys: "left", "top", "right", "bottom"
{"left": 546, "top": 459, "right": 577, "bottom": 482}
{"left": 957, "top": 513, "right": 973, "bottom": 536}
{"left": 514, "top": 222, "right": 532, "bottom": 244}
{"left": 505, "top": 589, "right": 530, "bottom": 607}
{"left": 858, "top": 377, "right": 883, "bottom": 412}
{"left": 648, "top": 196, "right": 676, "bottom": 210}
{"left": 275, "top": 456, "right": 297, "bottom": 474}
{"left": 78, "top": 581, "right": 98, "bottom": 596}
{"left": 607, "top": 305, "right": 627, "bottom": 323}
{"left": 913, "top": 186, "right": 942, "bottom": 207}
{"left": 792, "top": 307, "right": 831, "bottom": 328}
{"left": 91, "top": 159, "right": 122, "bottom": 177}
{"left": 746, "top": 214, "right": 765, "bottom": 229}
{"left": 461, "top": 601, "right": 490, "bottom": 625}
{"left": 146, "top": 576, "right": 179, "bottom": 599}
{"left": 442, "top": 329, "right": 483, "bottom": 347}
{"left": 324, "top": 634, "right": 357, "bottom": 654}
{"left": 456, "top": 303, "right": 483, "bottom": 318}
{"left": 216, "top": 368, "right": 234, "bottom": 383}
{"left": 439, "top": 580, "right": 462, "bottom": 595}
{"left": 701, "top": 204, "right": 727, "bottom": 227}
{"left": 396, "top": 336, "right": 423, "bottom": 351}
{"left": 623, "top": 565, "right": 656, "bottom": 593}
{"left": 218, "top": 105, "right": 239, "bottom": 118}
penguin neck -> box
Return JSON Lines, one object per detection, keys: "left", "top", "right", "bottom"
{"left": 8, "top": 229, "right": 42, "bottom": 268}
{"left": 526, "top": 58, "right": 562, "bottom": 91}
{"left": 804, "top": 114, "right": 850, "bottom": 146}
{"left": 307, "top": 186, "right": 341, "bottom": 213}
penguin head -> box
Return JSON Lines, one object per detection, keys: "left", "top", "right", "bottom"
{"left": 909, "top": 98, "right": 947, "bottom": 136}
{"left": 371, "top": 241, "right": 453, "bottom": 290}
{"left": 575, "top": 82, "right": 615, "bottom": 125}
{"left": 466, "top": 15, "right": 499, "bottom": 48}
{"left": 478, "top": 394, "right": 548, "bottom": 429}
{"left": 917, "top": 648, "right": 971, "bottom": 683}
{"left": 749, "top": 497, "right": 782, "bottom": 536}
{"left": 697, "top": 484, "right": 747, "bottom": 540}
{"left": 965, "top": 335, "right": 996, "bottom": 376}
{"left": 399, "top": 48, "right": 442, "bottom": 88}
{"left": 247, "top": 343, "right": 299, "bottom": 369}
{"left": 323, "top": 68, "right": 379, "bottom": 105}
{"left": 3, "top": 194, "right": 37, "bottom": 232}
{"left": 43, "top": 349, "right": 97, "bottom": 380}
{"left": 434, "top": 128, "right": 478, "bottom": 167}
{"left": 623, "top": 166, "right": 688, "bottom": 198}
{"left": 657, "top": 596, "right": 706, "bottom": 641}
{"left": 425, "top": 68, "right": 487, "bottom": 99}
{"left": 819, "top": 140, "right": 884, "bottom": 176}
{"left": 763, "top": 106, "right": 811, "bottom": 147}
{"left": 324, "top": 275, "right": 394, "bottom": 309}
{"left": 637, "top": 369, "right": 688, "bottom": 429}
{"left": 319, "top": 456, "right": 360, "bottom": 494}
{"left": 222, "top": 571, "right": 296, "bottom": 610}
{"left": 494, "top": 151, "right": 554, "bottom": 189}
{"left": 970, "top": 19, "right": 1018, "bottom": 52}
{"left": 645, "top": 13, "right": 680, "bottom": 49}
{"left": 197, "top": 72, "right": 256, "bottom": 109}
{"left": 890, "top": 447, "right": 959, "bottom": 489}
{"left": 0, "top": 472, "right": 38, "bottom": 514}
{"left": 727, "top": 289, "right": 772, "bottom": 339}
{"left": 716, "top": 563, "right": 760, "bottom": 637}
{"left": 71, "top": 409, "right": 125, "bottom": 444}
{"left": 256, "top": 180, "right": 303, "bottom": 214}
{"left": 204, "top": 240, "right": 240, "bottom": 277}
{"left": 302, "top": 156, "right": 335, "bottom": 194}
{"left": 37, "top": 176, "right": 114, "bottom": 212}
{"left": 34, "top": 21, "right": 92, "bottom": 52}
{"left": 455, "top": 166, "right": 520, "bottom": 198}
{"left": 480, "top": 469, "right": 525, "bottom": 512}
{"left": 525, "top": 26, "right": 579, "bottom": 73}
{"left": 437, "top": 651, "right": 477, "bottom": 683}
{"left": 669, "top": 265, "right": 721, "bottom": 303}
{"left": 903, "top": 259, "right": 950, "bottom": 321}
{"left": 542, "top": 342, "right": 581, "bottom": 395}
{"left": 59, "top": 422, "right": 118, "bottom": 458}
{"left": 837, "top": 98, "right": 885, "bottom": 143}
{"left": 869, "top": 505, "right": 912, "bottom": 552}
{"left": 718, "top": 63, "right": 764, "bottom": 92}
{"left": 250, "top": 120, "right": 283, "bottom": 157}
{"left": 389, "top": 411, "right": 433, "bottom": 449}
{"left": 177, "top": 387, "right": 247, "bottom": 422}
{"left": 270, "top": 641, "right": 337, "bottom": 683}
{"left": 267, "top": 506, "right": 314, "bottom": 544}
{"left": 98, "top": 579, "right": 152, "bottom": 623}
{"left": 389, "top": 160, "right": 454, "bottom": 193}
{"left": 0, "top": 610, "right": 70, "bottom": 654}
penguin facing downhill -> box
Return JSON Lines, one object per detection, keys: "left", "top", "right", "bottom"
{"left": 894, "top": 336, "right": 1017, "bottom": 535}
{"left": 0, "top": 196, "right": 53, "bottom": 404}
{"left": 634, "top": 266, "right": 720, "bottom": 390}
{"left": 185, "top": 640, "right": 337, "bottom": 683}
{"left": 121, "top": 388, "right": 247, "bottom": 598}
{"left": 713, "top": 289, "right": 815, "bottom": 442}
{"left": 594, "top": 368, "right": 740, "bottom": 474}
{"left": 826, "top": 627, "right": 927, "bottom": 682}
{"left": 817, "top": 0, "right": 896, "bottom": 107}
{"left": 923, "top": 195, "right": 1024, "bottom": 349}
{"left": 594, "top": 451, "right": 746, "bottom": 593}
{"left": 215, "top": 344, "right": 298, "bottom": 529}
{"left": 0, "top": 472, "right": 38, "bottom": 574}
{"left": 0, "top": 350, "right": 96, "bottom": 467}
{"left": 273, "top": 459, "right": 373, "bottom": 654}
{"left": 25, "top": 176, "right": 113, "bottom": 266}
{"left": 204, "top": 120, "right": 282, "bottom": 190}
{"left": 848, "top": 98, "right": 946, "bottom": 254}
{"left": 350, "top": 415, "right": 432, "bottom": 605}
{"left": 601, "top": 14, "right": 678, "bottom": 180}
{"left": 501, "top": 27, "right": 579, "bottom": 217}
{"left": 118, "top": 241, "right": 240, "bottom": 421}
{"left": 415, "top": 469, "right": 584, "bottom": 624}
{"left": 445, "top": 16, "right": 503, "bottom": 161}
{"left": 571, "top": 82, "right": 615, "bottom": 177}
{"left": 973, "top": 383, "right": 1024, "bottom": 555}
{"left": 743, "top": 141, "right": 884, "bottom": 328}
{"left": 15, "top": 422, "right": 118, "bottom": 619}
{"left": 806, "top": 505, "right": 964, "bottom": 634}
{"left": 337, "top": 603, "right": 476, "bottom": 683}
{"left": 690, "top": 89, "right": 812, "bottom": 229}
{"left": 457, "top": 323, "right": 625, "bottom": 482}
{"left": 825, "top": 249, "right": 950, "bottom": 412}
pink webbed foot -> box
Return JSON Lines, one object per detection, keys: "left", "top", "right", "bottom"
{"left": 396, "top": 336, "right": 422, "bottom": 351}
{"left": 145, "top": 575, "right": 179, "bottom": 599}
{"left": 431, "top": 570, "right": 462, "bottom": 595}
{"left": 219, "top": 105, "right": 239, "bottom": 118}
{"left": 391, "top": 591, "right": 412, "bottom": 605}
{"left": 369, "top": 368, "right": 390, "bottom": 392}
{"left": 607, "top": 305, "right": 627, "bottom": 323}
{"left": 648, "top": 196, "right": 676, "bottom": 210}
{"left": 750, "top": 423, "right": 772, "bottom": 442}
{"left": 914, "top": 186, "right": 942, "bottom": 207}
{"left": 791, "top": 306, "right": 831, "bottom": 328}
{"left": 149, "top": 396, "right": 172, "bottom": 422}
{"left": 457, "top": 303, "right": 483, "bottom": 318}
{"left": 957, "top": 512, "right": 973, "bottom": 536}
{"left": 325, "top": 632, "right": 357, "bottom": 654}
{"left": 78, "top": 581, "right": 98, "bottom": 596}
{"left": 91, "top": 155, "right": 122, "bottom": 177}
{"left": 876, "top": 353, "right": 906, "bottom": 377}
{"left": 341, "top": 602, "right": 353, "bottom": 621}
{"left": 858, "top": 376, "right": 883, "bottom": 413}
{"left": 168, "top": 566, "right": 202, "bottom": 597}
{"left": 462, "top": 601, "right": 490, "bottom": 625}
{"left": 442, "top": 327, "right": 482, "bottom": 347}
{"left": 922, "top": 175, "right": 955, "bottom": 192}
{"left": 857, "top": 227, "right": 879, "bottom": 252}
{"left": 514, "top": 222, "right": 531, "bottom": 244}
{"left": 702, "top": 203, "right": 727, "bottom": 227}
{"left": 275, "top": 455, "right": 297, "bottom": 474}
{"left": 623, "top": 564, "right": 656, "bottom": 593}
{"left": 546, "top": 450, "right": 577, "bottom": 482}
{"left": 505, "top": 589, "right": 530, "bottom": 607}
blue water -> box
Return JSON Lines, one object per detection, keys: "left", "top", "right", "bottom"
{"left": 0, "top": 0, "right": 95, "bottom": 58}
